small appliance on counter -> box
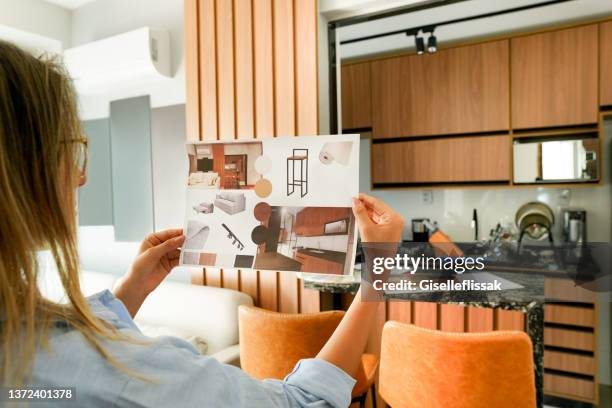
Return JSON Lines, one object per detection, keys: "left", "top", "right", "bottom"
{"left": 411, "top": 218, "right": 430, "bottom": 242}
{"left": 562, "top": 208, "right": 587, "bottom": 243}
{"left": 515, "top": 201, "right": 555, "bottom": 245}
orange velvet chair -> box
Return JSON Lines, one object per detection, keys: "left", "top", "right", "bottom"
{"left": 379, "top": 321, "right": 536, "bottom": 408}
{"left": 239, "top": 305, "right": 379, "bottom": 407}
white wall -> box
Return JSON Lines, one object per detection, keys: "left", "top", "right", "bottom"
{"left": 0, "top": 0, "right": 71, "bottom": 47}
{"left": 78, "top": 104, "right": 192, "bottom": 283}
{"left": 71, "top": 0, "right": 185, "bottom": 119}
{"left": 151, "top": 104, "right": 189, "bottom": 231}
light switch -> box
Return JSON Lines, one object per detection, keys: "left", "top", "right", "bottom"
{"left": 422, "top": 190, "right": 434, "bottom": 205}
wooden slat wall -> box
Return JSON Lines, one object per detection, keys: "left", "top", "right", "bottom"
{"left": 184, "top": 0, "right": 320, "bottom": 313}
{"left": 386, "top": 301, "right": 527, "bottom": 332}
{"left": 184, "top": 0, "right": 201, "bottom": 141}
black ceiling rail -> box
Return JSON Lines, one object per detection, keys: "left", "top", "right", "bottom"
{"left": 339, "top": 0, "right": 575, "bottom": 45}
{"left": 331, "top": 0, "right": 468, "bottom": 29}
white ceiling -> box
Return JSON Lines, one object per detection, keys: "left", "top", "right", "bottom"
{"left": 339, "top": 0, "right": 612, "bottom": 60}
{"left": 41, "top": 0, "right": 98, "bottom": 10}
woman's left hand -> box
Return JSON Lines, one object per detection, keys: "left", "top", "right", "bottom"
{"left": 113, "top": 229, "right": 185, "bottom": 317}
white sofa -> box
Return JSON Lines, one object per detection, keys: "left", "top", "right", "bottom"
{"left": 39, "top": 270, "right": 253, "bottom": 365}
{"left": 214, "top": 192, "right": 246, "bottom": 215}
{"left": 188, "top": 171, "right": 220, "bottom": 188}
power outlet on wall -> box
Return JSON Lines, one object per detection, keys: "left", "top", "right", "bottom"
{"left": 421, "top": 190, "right": 434, "bottom": 205}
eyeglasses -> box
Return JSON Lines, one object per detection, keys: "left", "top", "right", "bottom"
{"left": 61, "top": 136, "right": 88, "bottom": 175}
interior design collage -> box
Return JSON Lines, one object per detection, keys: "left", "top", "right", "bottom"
{"left": 180, "top": 134, "right": 360, "bottom": 276}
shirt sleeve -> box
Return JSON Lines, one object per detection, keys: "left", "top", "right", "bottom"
{"left": 118, "top": 339, "right": 356, "bottom": 408}
{"left": 88, "top": 290, "right": 356, "bottom": 407}
{"left": 87, "top": 290, "right": 140, "bottom": 332}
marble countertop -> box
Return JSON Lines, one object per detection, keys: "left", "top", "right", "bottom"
{"left": 303, "top": 269, "right": 544, "bottom": 308}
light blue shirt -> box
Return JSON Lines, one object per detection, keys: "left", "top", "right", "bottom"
{"left": 30, "top": 290, "right": 356, "bottom": 407}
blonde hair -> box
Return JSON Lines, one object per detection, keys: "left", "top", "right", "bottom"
{"left": 0, "top": 40, "right": 130, "bottom": 385}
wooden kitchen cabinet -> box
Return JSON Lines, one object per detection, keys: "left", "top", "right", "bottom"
{"left": 600, "top": 21, "right": 612, "bottom": 107}
{"left": 544, "top": 278, "right": 599, "bottom": 404}
{"left": 371, "top": 135, "right": 511, "bottom": 185}
{"left": 295, "top": 252, "right": 343, "bottom": 274}
{"left": 341, "top": 62, "right": 372, "bottom": 131}
{"left": 370, "top": 40, "right": 509, "bottom": 139}
{"left": 511, "top": 24, "right": 599, "bottom": 129}
{"left": 294, "top": 207, "right": 351, "bottom": 236}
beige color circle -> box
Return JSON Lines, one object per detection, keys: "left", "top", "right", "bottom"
{"left": 254, "top": 178, "right": 273, "bottom": 198}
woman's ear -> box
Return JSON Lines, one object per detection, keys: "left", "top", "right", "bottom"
{"left": 78, "top": 172, "right": 87, "bottom": 187}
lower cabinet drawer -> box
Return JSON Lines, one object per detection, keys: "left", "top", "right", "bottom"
{"left": 544, "top": 327, "right": 595, "bottom": 351}
{"left": 544, "top": 350, "right": 596, "bottom": 375}
{"left": 545, "top": 278, "right": 596, "bottom": 302}
{"left": 545, "top": 304, "right": 596, "bottom": 327}
{"left": 544, "top": 373, "right": 596, "bottom": 402}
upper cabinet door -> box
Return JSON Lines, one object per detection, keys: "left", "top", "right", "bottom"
{"left": 600, "top": 22, "right": 612, "bottom": 107}
{"left": 341, "top": 62, "right": 372, "bottom": 131}
{"left": 371, "top": 40, "right": 510, "bottom": 139}
{"left": 511, "top": 25, "right": 598, "bottom": 129}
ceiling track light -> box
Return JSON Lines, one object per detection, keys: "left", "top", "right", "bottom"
{"left": 427, "top": 32, "right": 437, "bottom": 54}
{"left": 406, "top": 29, "right": 426, "bottom": 55}
{"left": 415, "top": 35, "right": 425, "bottom": 55}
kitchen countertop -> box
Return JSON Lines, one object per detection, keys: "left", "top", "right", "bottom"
{"left": 303, "top": 268, "right": 545, "bottom": 407}
{"left": 296, "top": 247, "right": 346, "bottom": 264}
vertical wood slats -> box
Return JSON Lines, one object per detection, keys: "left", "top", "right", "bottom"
{"left": 467, "top": 307, "right": 494, "bottom": 332}
{"left": 386, "top": 302, "right": 527, "bottom": 333}
{"left": 294, "top": 0, "right": 318, "bottom": 136}
{"left": 223, "top": 269, "right": 241, "bottom": 291}
{"left": 253, "top": 0, "right": 278, "bottom": 311}
{"left": 413, "top": 302, "right": 438, "bottom": 329}
{"left": 439, "top": 304, "right": 465, "bottom": 332}
{"left": 216, "top": 0, "right": 235, "bottom": 140}
{"left": 234, "top": 0, "right": 254, "bottom": 139}
{"left": 189, "top": 0, "right": 319, "bottom": 313}
{"left": 184, "top": 0, "right": 201, "bottom": 141}
{"left": 199, "top": 0, "right": 218, "bottom": 139}
{"left": 272, "top": 0, "right": 295, "bottom": 137}
{"left": 253, "top": 0, "right": 275, "bottom": 138}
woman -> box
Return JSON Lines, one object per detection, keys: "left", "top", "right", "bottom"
{"left": 0, "top": 40, "right": 404, "bottom": 407}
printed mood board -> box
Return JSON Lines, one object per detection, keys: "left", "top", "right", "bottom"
{"left": 179, "top": 134, "right": 359, "bottom": 276}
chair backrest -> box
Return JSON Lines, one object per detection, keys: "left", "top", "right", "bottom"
{"left": 380, "top": 321, "right": 536, "bottom": 408}
{"left": 239, "top": 305, "right": 344, "bottom": 379}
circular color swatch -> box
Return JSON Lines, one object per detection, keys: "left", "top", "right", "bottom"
{"left": 254, "top": 178, "right": 272, "bottom": 198}
{"left": 251, "top": 225, "right": 270, "bottom": 245}
{"left": 254, "top": 155, "right": 272, "bottom": 175}
{"left": 254, "top": 202, "right": 272, "bottom": 222}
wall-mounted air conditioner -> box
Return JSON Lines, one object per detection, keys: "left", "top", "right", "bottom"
{"left": 63, "top": 27, "right": 171, "bottom": 94}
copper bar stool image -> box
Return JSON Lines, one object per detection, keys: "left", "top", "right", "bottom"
{"left": 239, "top": 306, "right": 379, "bottom": 407}
{"left": 287, "top": 148, "right": 308, "bottom": 197}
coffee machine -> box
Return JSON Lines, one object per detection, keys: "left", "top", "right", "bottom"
{"left": 412, "top": 218, "right": 431, "bottom": 242}
{"left": 562, "top": 209, "right": 587, "bottom": 243}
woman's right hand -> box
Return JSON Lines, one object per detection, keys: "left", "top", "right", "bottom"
{"left": 352, "top": 193, "right": 404, "bottom": 243}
